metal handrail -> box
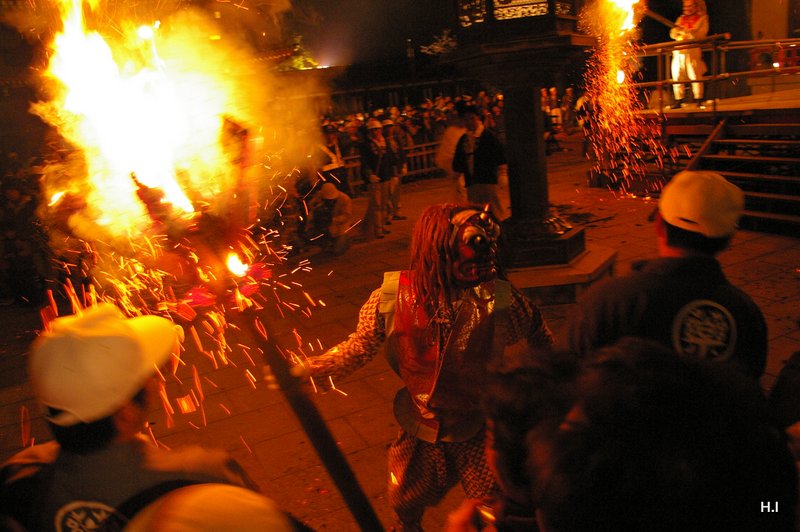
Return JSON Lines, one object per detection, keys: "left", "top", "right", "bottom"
{"left": 634, "top": 35, "right": 800, "bottom": 115}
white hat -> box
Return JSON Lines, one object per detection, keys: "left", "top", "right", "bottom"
{"left": 124, "top": 484, "right": 296, "bottom": 531}
{"left": 30, "top": 304, "right": 182, "bottom": 426}
{"left": 320, "top": 182, "right": 338, "bottom": 200}
{"left": 381, "top": 119, "right": 394, "bottom": 127}
{"left": 366, "top": 119, "right": 382, "bottom": 130}
{"left": 658, "top": 171, "right": 744, "bottom": 238}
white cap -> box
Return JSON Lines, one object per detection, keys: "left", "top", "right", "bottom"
{"left": 30, "top": 304, "right": 182, "bottom": 426}
{"left": 366, "top": 119, "right": 382, "bottom": 130}
{"left": 658, "top": 171, "right": 744, "bottom": 238}
{"left": 124, "top": 484, "right": 296, "bottom": 531}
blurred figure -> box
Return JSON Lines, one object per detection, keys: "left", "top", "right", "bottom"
{"left": 453, "top": 101, "right": 509, "bottom": 221}
{"left": 435, "top": 114, "right": 468, "bottom": 204}
{"left": 125, "top": 484, "right": 303, "bottom": 531}
{"left": 670, "top": 0, "right": 709, "bottom": 107}
{"left": 306, "top": 182, "right": 352, "bottom": 256}
{"left": 532, "top": 337, "right": 797, "bottom": 532}
{"left": 382, "top": 118, "right": 408, "bottom": 223}
{"left": 560, "top": 87, "right": 576, "bottom": 135}
{"left": 547, "top": 87, "right": 562, "bottom": 132}
{"left": 318, "top": 123, "right": 349, "bottom": 196}
{"left": 574, "top": 91, "right": 594, "bottom": 159}
{"left": 560, "top": 171, "right": 767, "bottom": 382}
{"left": 0, "top": 304, "right": 297, "bottom": 530}
{"left": 446, "top": 347, "right": 579, "bottom": 532}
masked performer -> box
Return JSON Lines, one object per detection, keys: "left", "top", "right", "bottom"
{"left": 298, "top": 203, "right": 553, "bottom": 530}
{"left": 670, "top": 0, "right": 709, "bottom": 106}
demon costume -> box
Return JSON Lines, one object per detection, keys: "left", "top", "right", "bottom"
{"left": 670, "top": 0, "right": 709, "bottom": 104}
{"left": 302, "top": 204, "right": 552, "bottom": 530}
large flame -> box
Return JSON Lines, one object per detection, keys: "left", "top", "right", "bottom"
{"left": 608, "top": 0, "right": 640, "bottom": 32}
{"left": 32, "top": 0, "right": 267, "bottom": 238}
{"left": 19, "top": 0, "right": 340, "bottom": 445}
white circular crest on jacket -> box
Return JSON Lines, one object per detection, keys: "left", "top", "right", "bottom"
{"left": 671, "top": 299, "right": 736, "bottom": 362}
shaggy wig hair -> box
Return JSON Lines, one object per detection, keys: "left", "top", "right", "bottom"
{"left": 409, "top": 203, "right": 497, "bottom": 317}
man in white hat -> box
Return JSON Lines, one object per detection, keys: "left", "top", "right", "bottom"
{"left": 559, "top": 171, "right": 767, "bottom": 381}
{"left": 0, "top": 304, "right": 296, "bottom": 530}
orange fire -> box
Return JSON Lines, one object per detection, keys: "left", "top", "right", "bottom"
{"left": 32, "top": 0, "right": 262, "bottom": 238}
{"left": 226, "top": 252, "right": 248, "bottom": 277}
{"left": 608, "top": 0, "right": 640, "bottom": 32}
{"left": 14, "top": 0, "right": 339, "bottom": 453}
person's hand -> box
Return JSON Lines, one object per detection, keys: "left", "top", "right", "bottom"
{"left": 369, "top": 174, "right": 380, "bottom": 184}
{"left": 445, "top": 498, "right": 496, "bottom": 532}
{"left": 290, "top": 359, "right": 312, "bottom": 379}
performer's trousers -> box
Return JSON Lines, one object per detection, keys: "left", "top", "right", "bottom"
{"left": 387, "top": 175, "right": 402, "bottom": 217}
{"left": 364, "top": 180, "right": 387, "bottom": 237}
{"left": 671, "top": 49, "right": 704, "bottom": 101}
{"left": 387, "top": 428, "right": 496, "bottom": 530}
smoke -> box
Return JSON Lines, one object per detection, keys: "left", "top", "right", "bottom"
{"left": 9, "top": 0, "right": 330, "bottom": 285}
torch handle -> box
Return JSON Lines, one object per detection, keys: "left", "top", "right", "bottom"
{"left": 247, "top": 316, "right": 384, "bottom": 532}
{"left": 644, "top": 9, "right": 677, "bottom": 29}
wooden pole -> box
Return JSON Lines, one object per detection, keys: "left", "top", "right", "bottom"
{"left": 245, "top": 313, "right": 384, "bottom": 532}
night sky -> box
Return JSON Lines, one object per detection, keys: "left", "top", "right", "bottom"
{"left": 288, "top": 0, "right": 456, "bottom": 65}
{"left": 287, "top": 1, "right": 686, "bottom": 66}
{"left": 289, "top": 0, "right": 750, "bottom": 66}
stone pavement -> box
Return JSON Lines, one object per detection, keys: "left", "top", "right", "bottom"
{"left": 0, "top": 132, "right": 798, "bottom": 530}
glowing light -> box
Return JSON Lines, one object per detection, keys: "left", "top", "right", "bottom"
{"left": 227, "top": 253, "right": 248, "bottom": 277}
{"left": 137, "top": 25, "right": 155, "bottom": 40}
{"left": 608, "top": 0, "right": 640, "bottom": 32}
{"left": 32, "top": 0, "right": 260, "bottom": 238}
{"left": 616, "top": 70, "right": 626, "bottom": 84}
{"left": 48, "top": 191, "right": 66, "bottom": 206}
{"left": 25, "top": 0, "right": 327, "bottom": 446}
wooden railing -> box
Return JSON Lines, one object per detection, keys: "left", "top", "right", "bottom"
{"left": 342, "top": 141, "right": 444, "bottom": 193}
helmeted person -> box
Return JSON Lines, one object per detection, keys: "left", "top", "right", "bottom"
{"left": 559, "top": 171, "right": 767, "bottom": 381}
{"left": 0, "top": 304, "right": 298, "bottom": 531}
{"left": 297, "top": 203, "right": 553, "bottom": 530}
{"left": 381, "top": 118, "right": 409, "bottom": 224}
{"left": 669, "top": 0, "right": 709, "bottom": 107}
{"left": 361, "top": 118, "right": 401, "bottom": 239}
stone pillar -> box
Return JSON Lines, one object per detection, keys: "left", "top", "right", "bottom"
{"left": 499, "top": 79, "right": 585, "bottom": 268}
{"left": 504, "top": 83, "right": 548, "bottom": 223}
